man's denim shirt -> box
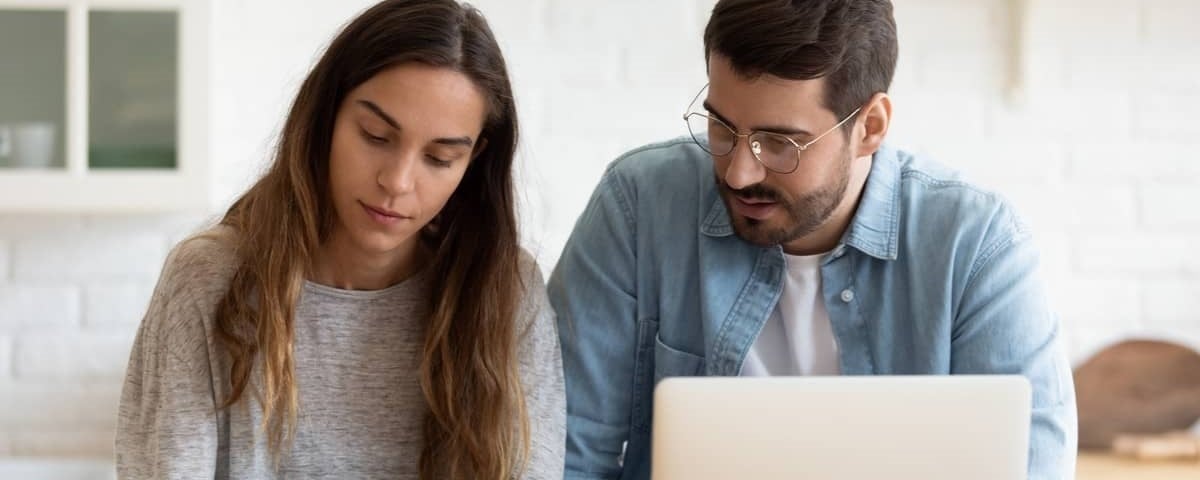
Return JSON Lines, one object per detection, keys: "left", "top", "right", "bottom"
{"left": 548, "top": 138, "right": 1077, "bottom": 480}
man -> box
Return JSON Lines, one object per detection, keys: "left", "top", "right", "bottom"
{"left": 547, "top": 0, "right": 1077, "bottom": 479}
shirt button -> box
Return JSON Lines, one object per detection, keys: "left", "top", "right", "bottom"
{"left": 840, "top": 289, "right": 855, "bottom": 303}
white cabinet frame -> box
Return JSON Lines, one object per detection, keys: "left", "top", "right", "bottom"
{"left": 0, "top": 0, "right": 209, "bottom": 212}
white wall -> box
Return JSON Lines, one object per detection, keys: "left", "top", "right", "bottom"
{"left": 0, "top": 0, "right": 1198, "bottom": 460}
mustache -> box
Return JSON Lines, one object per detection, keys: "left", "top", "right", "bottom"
{"left": 716, "top": 177, "right": 782, "bottom": 202}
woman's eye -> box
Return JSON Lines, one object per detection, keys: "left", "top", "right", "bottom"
{"left": 361, "top": 129, "right": 388, "bottom": 145}
{"left": 427, "top": 155, "right": 453, "bottom": 168}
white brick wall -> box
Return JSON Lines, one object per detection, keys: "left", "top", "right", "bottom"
{"left": 0, "top": 381, "right": 121, "bottom": 444}
{"left": 890, "top": 0, "right": 1200, "bottom": 367}
{"left": 1, "top": 0, "right": 1198, "bottom": 462}
{"left": 4, "top": 431, "right": 118, "bottom": 459}
{"left": 13, "top": 231, "right": 167, "bottom": 282}
{"left": 0, "top": 286, "right": 80, "bottom": 331}
{"left": 1069, "top": 142, "right": 1200, "bottom": 182}
{"left": 82, "top": 283, "right": 153, "bottom": 329}
{"left": 0, "top": 215, "right": 194, "bottom": 459}
{"left": 1144, "top": 186, "right": 1200, "bottom": 228}
{"left": 14, "top": 333, "right": 135, "bottom": 381}
{"left": 1135, "top": 93, "right": 1200, "bottom": 139}
{"left": 1076, "top": 234, "right": 1200, "bottom": 273}
{"left": 1144, "top": 280, "right": 1200, "bottom": 329}
{"left": 0, "top": 336, "right": 11, "bottom": 384}
{"left": 0, "top": 240, "right": 9, "bottom": 282}
{"left": 1144, "top": 0, "right": 1200, "bottom": 46}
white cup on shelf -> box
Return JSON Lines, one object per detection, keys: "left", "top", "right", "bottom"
{"left": 0, "top": 124, "right": 11, "bottom": 162}
{"left": 9, "top": 122, "right": 57, "bottom": 169}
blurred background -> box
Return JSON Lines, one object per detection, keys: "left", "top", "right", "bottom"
{"left": 0, "top": 0, "right": 1197, "bottom": 477}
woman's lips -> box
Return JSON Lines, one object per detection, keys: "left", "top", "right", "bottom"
{"left": 361, "top": 201, "right": 410, "bottom": 226}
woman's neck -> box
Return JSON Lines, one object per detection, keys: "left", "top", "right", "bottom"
{"left": 310, "top": 231, "right": 427, "bottom": 291}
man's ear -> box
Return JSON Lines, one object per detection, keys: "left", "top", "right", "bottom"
{"left": 854, "top": 92, "right": 891, "bottom": 159}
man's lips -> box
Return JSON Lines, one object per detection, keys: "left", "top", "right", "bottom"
{"left": 730, "top": 195, "right": 778, "bottom": 220}
{"left": 735, "top": 195, "right": 775, "bottom": 205}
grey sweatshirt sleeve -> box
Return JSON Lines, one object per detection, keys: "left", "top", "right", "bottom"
{"left": 115, "top": 235, "right": 565, "bottom": 479}
{"left": 115, "top": 236, "right": 230, "bottom": 479}
{"left": 517, "top": 257, "right": 568, "bottom": 479}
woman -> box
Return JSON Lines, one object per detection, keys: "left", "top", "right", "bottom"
{"left": 115, "top": 1, "right": 565, "bottom": 478}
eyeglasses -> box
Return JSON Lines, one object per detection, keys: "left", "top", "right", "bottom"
{"left": 682, "top": 84, "right": 861, "bottom": 174}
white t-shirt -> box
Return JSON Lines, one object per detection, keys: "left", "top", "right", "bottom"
{"left": 740, "top": 251, "right": 841, "bottom": 376}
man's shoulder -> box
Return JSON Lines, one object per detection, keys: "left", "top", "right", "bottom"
{"left": 895, "top": 149, "right": 998, "bottom": 203}
{"left": 604, "top": 137, "right": 712, "bottom": 192}
{"left": 892, "top": 148, "right": 1030, "bottom": 259}
{"left": 585, "top": 137, "right": 719, "bottom": 226}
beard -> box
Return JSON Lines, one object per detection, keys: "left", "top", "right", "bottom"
{"left": 716, "top": 147, "right": 852, "bottom": 247}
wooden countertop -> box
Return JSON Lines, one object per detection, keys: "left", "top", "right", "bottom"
{"left": 1077, "top": 452, "right": 1200, "bottom": 479}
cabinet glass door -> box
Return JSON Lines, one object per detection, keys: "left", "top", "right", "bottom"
{"left": 88, "top": 10, "right": 178, "bottom": 169}
{"left": 0, "top": 10, "right": 68, "bottom": 170}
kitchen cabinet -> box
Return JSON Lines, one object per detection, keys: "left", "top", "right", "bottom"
{"left": 0, "top": 0, "right": 209, "bottom": 211}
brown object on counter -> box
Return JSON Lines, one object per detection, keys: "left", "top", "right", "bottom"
{"left": 1077, "top": 451, "right": 1200, "bottom": 480}
{"left": 1113, "top": 432, "right": 1200, "bottom": 461}
{"left": 1074, "top": 339, "right": 1200, "bottom": 449}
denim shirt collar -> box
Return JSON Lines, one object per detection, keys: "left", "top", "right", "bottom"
{"left": 700, "top": 144, "right": 902, "bottom": 261}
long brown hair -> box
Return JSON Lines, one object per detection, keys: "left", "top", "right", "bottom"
{"left": 212, "top": 1, "right": 528, "bottom": 478}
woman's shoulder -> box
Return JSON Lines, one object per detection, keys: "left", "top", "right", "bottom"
{"left": 514, "top": 247, "right": 553, "bottom": 336}
{"left": 156, "top": 224, "right": 242, "bottom": 309}
{"left": 516, "top": 247, "right": 546, "bottom": 287}
{"left": 133, "top": 224, "right": 242, "bottom": 367}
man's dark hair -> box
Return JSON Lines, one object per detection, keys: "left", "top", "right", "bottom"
{"left": 704, "top": 0, "right": 898, "bottom": 120}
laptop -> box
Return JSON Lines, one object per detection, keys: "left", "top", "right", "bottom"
{"left": 652, "top": 375, "right": 1031, "bottom": 480}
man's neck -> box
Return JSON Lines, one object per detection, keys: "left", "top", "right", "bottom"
{"left": 782, "top": 156, "right": 873, "bottom": 256}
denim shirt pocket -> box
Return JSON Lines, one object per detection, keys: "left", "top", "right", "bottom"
{"left": 653, "top": 332, "right": 706, "bottom": 385}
